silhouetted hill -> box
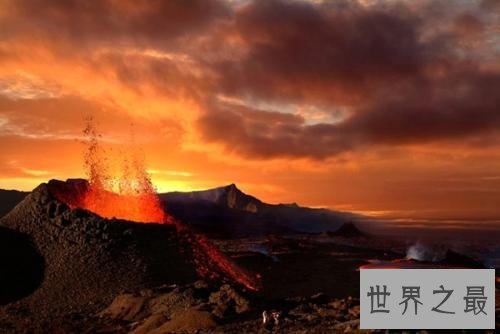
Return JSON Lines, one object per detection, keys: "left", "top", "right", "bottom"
{"left": 0, "top": 189, "right": 29, "bottom": 217}
{"left": 160, "top": 184, "right": 360, "bottom": 238}
{"left": 326, "top": 222, "right": 367, "bottom": 238}
{"left": 165, "top": 184, "right": 264, "bottom": 213}
{"left": 0, "top": 184, "right": 361, "bottom": 238}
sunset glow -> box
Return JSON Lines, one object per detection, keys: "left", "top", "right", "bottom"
{"left": 0, "top": 0, "right": 499, "bottom": 224}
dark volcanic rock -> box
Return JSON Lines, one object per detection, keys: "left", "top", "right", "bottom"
{"left": 161, "top": 184, "right": 358, "bottom": 238}
{"left": 0, "top": 183, "right": 362, "bottom": 238}
{"left": 440, "top": 249, "right": 485, "bottom": 269}
{"left": 96, "top": 283, "right": 366, "bottom": 334}
{"left": 209, "top": 284, "right": 251, "bottom": 317}
{"left": 99, "top": 282, "right": 221, "bottom": 333}
{"left": 0, "top": 181, "right": 199, "bottom": 326}
{"left": 0, "top": 227, "right": 44, "bottom": 305}
{"left": 164, "top": 184, "right": 264, "bottom": 213}
{"left": 0, "top": 189, "right": 28, "bottom": 218}
{"left": 326, "top": 222, "right": 367, "bottom": 238}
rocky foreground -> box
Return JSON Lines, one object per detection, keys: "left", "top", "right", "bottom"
{"left": 3, "top": 279, "right": 498, "bottom": 333}
{"left": 0, "top": 180, "right": 498, "bottom": 333}
{"left": 0, "top": 281, "right": 364, "bottom": 333}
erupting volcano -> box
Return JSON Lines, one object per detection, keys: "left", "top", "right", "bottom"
{"left": 58, "top": 117, "right": 169, "bottom": 223}
{"left": 50, "top": 118, "right": 260, "bottom": 291}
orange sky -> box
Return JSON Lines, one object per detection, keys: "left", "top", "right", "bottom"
{"left": 0, "top": 0, "right": 499, "bottom": 222}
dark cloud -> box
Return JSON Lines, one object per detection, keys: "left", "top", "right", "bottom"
{"left": 197, "top": 0, "right": 500, "bottom": 159}
{"left": 214, "top": 0, "right": 427, "bottom": 105}
{"left": 196, "top": 103, "right": 356, "bottom": 160}
{"left": 345, "top": 70, "right": 500, "bottom": 144}
{"left": 90, "top": 51, "right": 207, "bottom": 99}
{"left": 1, "top": 0, "right": 230, "bottom": 51}
{"left": 1, "top": 0, "right": 498, "bottom": 160}
{"left": 201, "top": 67, "right": 500, "bottom": 159}
{"left": 453, "top": 12, "right": 485, "bottom": 39}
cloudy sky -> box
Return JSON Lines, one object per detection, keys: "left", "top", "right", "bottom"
{"left": 0, "top": 0, "right": 499, "bottom": 222}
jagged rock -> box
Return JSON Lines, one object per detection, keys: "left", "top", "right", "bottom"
{"left": 209, "top": 284, "right": 251, "bottom": 316}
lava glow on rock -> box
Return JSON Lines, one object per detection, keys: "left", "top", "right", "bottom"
{"left": 78, "top": 117, "right": 170, "bottom": 223}
{"left": 82, "top": 187, "right": 167, "bottom": 223}
{"left": 50, "top": 118, "right": 261, "bottom": 291}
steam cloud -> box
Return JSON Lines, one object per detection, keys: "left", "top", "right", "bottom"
{"left": 406, "top": 241, "right": 446, "bottom": 262}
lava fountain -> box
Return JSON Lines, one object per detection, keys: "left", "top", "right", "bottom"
{"left": 51, "top": 117, "right": 260, "bottom": 291}
{"left": 78, "top": 117, "right": 168, "bottom": 223}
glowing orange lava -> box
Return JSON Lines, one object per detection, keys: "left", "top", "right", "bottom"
{"left": 80, "top": 117, "right": 170, "bottom": 223}
{"left": 185, "top": 230, "right": 261, "bottom": 291}
{"left": 82, "top": 189, "right": 166, "bottom": 223}
{"left": 56, "top": 117, "right": 261, "bottom": 291}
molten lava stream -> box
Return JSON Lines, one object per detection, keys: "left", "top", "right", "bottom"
{"left": 85, "top": 190, "right": 261, "bottom": 290}
{"left": 67, "top": 117, "right": 261, "bottom": 290}
{"left": 178, "top": 226, "right": 262, "bottom": 291}
{"left": 51, "top": 180, "right": 261, "bottom": 291}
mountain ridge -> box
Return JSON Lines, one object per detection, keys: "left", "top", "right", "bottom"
{"left": 0, "top": 181, "right": 362, "bottom": 238}
{"left": 163, "top": 184, "right": 264, "bottom": 213}
{"left": 0, "top": 189, "right": 29, "bottom": 217}
{"left": 161, "top": 184, "right": 340, "bottom": 214}
{"left": 160, "top": 183, "right": 360, "bottom": 237}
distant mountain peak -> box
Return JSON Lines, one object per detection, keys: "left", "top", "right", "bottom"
{"left": 221, "top": 183, "right": 241, "bottom": 196}
{"left": 327, "top": 222, "right": 366, "bottom": 238}
{"left": 217, "top": 184, "right": 262, "bottom": 213}
{"left": 161, "top": 183, "right": 264, "bottom": 213}
{"left": 281, "top": 202, "right": 299, "bottom": 208}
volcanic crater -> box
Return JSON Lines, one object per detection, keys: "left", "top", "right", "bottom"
{"left": 0, "top": 178, "right": 257, "bottom": 325}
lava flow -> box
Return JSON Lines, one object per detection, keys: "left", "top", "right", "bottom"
{"left": 51, "top": 117, "right": 261, "bottom": 291}
{"left": 185, "top": 231, "right": 262, "bottom": 291}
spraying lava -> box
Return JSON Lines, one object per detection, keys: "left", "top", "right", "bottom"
{"left": 80, "top": 117, "right": 168, "bottom": 223}
{"left": 50, "top": 117, "right": 260, "bottom": 291}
